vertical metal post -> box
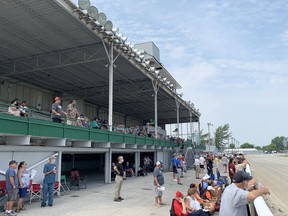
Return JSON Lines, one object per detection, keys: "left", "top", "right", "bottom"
{"left": 108, "top": 42, "right": 114, "bottom": 131}
{"left": 189, "top": 111, "right": 193, "bottom": 145}
{"left": 175, "top": 99, "right": 180, "bottom": 137}
{"left": 198, "top": 119, "right": 201, "bottom": 145}
{"left": 152, "top": 80, "right": 159, "bottom": 138}
{"left": 207, "top": 123, "right": 213, "bottom": 154}
{"left": 57, "top": 151, "right": 62, "bottom": 196}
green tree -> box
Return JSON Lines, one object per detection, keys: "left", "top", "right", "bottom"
{"left": 262, "top": 143, "right": 277, "bottom": 152}
{"left": 240, "top": 142, "right": 254, "bottom": 148}
{"left": 271, "top": 136, "right": 286, "bottom": 151}
{"left": 214, "top": 124, "right": 231, "bottom": 151}
{"left": 255, "top": 146, "right": 262, "bottom": 150}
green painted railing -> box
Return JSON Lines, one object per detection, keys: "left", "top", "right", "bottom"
{"left": 0, "top": 113, "right": 177, "bottom": 147}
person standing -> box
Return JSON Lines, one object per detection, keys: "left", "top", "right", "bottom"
{"left": 153, "top": 161, "right": 164, "bottom": 206}
{"left": 5, "top": 160, "right": 18, "bottom": 216}
{"left": 171, "top": 153, "right": 178, "bottom": 182}
{"left": 222, "top": 154, "right": 228, "bottom": 173}
{"left": 214, "top": 156, "right": 219, "bottom": 174}
{"left": 199, "top": 155, "right": 205, "bottom": 172}
{"left": 113, "top": 156, "right": 124, "bottom": 202}
{"left": 66, "top": 100, "right": 80, "bottom": 126}
{"left": 41, "top": 156, "right": 57, "bottom": 207}
{"left": 220, "top": 171, "right": 270, "bottom": 216}
{"left": 51, "top": 97, "right": 66, "bottom": 123}
{"left": 228, "top": 157, "right": 236, "bottom": 184}
{"left": 206, "top": 157, "right": 213, "bottom": 177}
{"left": 194, "top": 156, "right": 201, "bottom": 179}
{"left": 16, "top": 161, "right": 30, "bottom": 213}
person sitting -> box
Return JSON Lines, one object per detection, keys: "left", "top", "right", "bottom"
{"left": 206, "top": 181, "right": 222, "bottom": 204}
{"left": 124, "top": 162, "right": 135, "bottom": 178}
{"left": 8, "top": 99, "right": 20, "bottom": 116}
{"left": 189, "top": 183, "right": 215, "bottom": 210}
{"left": 19, "top": 101, "right": 29, "bottom": 117}
{"left": 185, "top": 188, "right": 214, "bottom": 215}
{"left": 172, "top": 191, "right": 187, "bottom": 216}
{"left": 201, "top": 186, "right": 218, "bottom": 203}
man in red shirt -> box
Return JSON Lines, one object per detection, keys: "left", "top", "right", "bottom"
{"left": 173, "top": 191, "right": 188, "bottom": 216}
{"left": 228, "top": 157, "right": 235, "bottom": 184}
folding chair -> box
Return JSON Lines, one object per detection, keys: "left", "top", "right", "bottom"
{"left": 70, "top": 170, "right": 87, "bottom": 190}
{"left": 60, "top": 175, "right": 70, "bottom": 192}
{"left": 0, "top": 180, "right": 6, "bottom": 211}
{"left": 0, "top": 181, "right": 6, "bottom": 196}
{"left": 30, "top": 183, "right": 42, "bottom": 204}
{"left": 53, "top": 181, "right": 60, "bottom": 197}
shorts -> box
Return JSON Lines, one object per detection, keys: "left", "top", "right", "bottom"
{"left": 195, "top": 165, "right": 201, "bottom": 172}
{"left": 154, "top": 186, "right": 163, "bottom": 197}
{"left": 173, "top": 165, "right": 177, "bottom": 174}
{"left": 200, "top": 165, "right": 204, "bottom": 169}
{"left": 7, "top": 188, "right": 18, "bottom": 201}
{"left": 19, "top": 187, "right": 28, "bottom": 198}
{"left": 177, "top": 168, "right": 182, "bottom": 176}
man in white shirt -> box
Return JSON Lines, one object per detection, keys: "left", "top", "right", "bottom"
{"left": 194, "top": 156, "right": 201, "bottom": 179}
{"left": 220, "top": 171, "right": 270, "bottom": 216}
{"left": 199, "top": 155, "right": 205, "bottom": 171}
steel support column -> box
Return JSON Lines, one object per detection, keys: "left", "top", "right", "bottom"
{"left": 175, "top": 99, "right": 180, "bottom": 137}
{"left": 152, "top": 80, "right": 159, "bottom": 138}
{"left": 57, "top": 151, "right": 62, "bottom": 196}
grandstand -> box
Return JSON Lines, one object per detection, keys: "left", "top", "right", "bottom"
{"left": 0, "top": 0, "right": 200, "bottom": 185}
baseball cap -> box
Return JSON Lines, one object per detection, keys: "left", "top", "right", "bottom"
{"left": 175, "top": 191, "right": 183, "bottom": 197}
{"left": 207, "top": 186, "right": 215, "bottom": 191}
{"left": 233, "top": 171, "right": 252, "bottom": 183}
{"left": 156, "top": 161, "right": 161, "bottom": 166}
{"left": 54, "top": 97, "right": 60, "bottom": 101}
{"left": 203, "top": 174, "right": 210, "bottom": 181}
{"left": 9, "top": 160, "right": 18, "bottom": 165}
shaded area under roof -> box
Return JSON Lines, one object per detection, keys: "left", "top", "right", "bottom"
{"left": 0, "top": 0, "right": 200, "bottom": 125}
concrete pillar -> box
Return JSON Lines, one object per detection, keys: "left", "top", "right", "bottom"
{"left": 105, "top": 148, "right": 112, "bottom": 184}
{"left": 135, "top": 151, "right": 140, "bottom": 174}
{"left": 6, "top": 135, "right": 31, "bottom": 145}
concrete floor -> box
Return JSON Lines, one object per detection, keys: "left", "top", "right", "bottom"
{"left": 8, "top": 168, "right": 217, "bottom": 216}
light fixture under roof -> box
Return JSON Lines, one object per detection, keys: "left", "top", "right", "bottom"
{"left": 78, "top": 0, "right": 91, "bottom": 10}
{"left": 97, "top": 12, "right": 107, "bottom": 26}
{"left": 104, "top": 20, "right": 113, "bottom": 31}
{"left": 87, "top": 6, "right": 98, "bottom": 18}
{"left": 112, "top": 27, "right": 119, "bottom": 34}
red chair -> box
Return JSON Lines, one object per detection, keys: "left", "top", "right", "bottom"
{"left": 29, "top": 183, "right": 42, "bottom": 204}
{"left": 70, "top": 170, "right": 87, "bottom": 190}
{"left": 0, "top": 181, "right": 6, "bottom": 196}
{"left": 53, "top": 181, "right": 60, "bottom": 197}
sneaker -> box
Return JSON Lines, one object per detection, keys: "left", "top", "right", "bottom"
{"left": 114, "top": 198, "right": 122, "bottom": 202}
{"left": 177, "top": 182, "right": 183, "bottom": 185}
{"left": 118, "top": 197, "right": 124, "bottom": 200}
{"left": 173, "top": 179, "right": 177, "bottom": 182}
{"left": 6, "top": 212, "right": 17, "bottom": 216}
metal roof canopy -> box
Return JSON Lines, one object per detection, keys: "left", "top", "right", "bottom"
{"left": 0, "top": 0, "right": 200, "bottom": 125}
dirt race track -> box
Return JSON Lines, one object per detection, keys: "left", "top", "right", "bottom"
{"left": 247, "top": 154, "right": 288, "bottom": 216}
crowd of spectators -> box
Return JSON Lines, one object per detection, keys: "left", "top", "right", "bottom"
{"left": 5, "top": 97, "right": 186, "bottom": 144}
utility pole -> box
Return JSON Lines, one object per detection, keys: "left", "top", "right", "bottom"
{"left": 207, "top": 123, "right": 213, "bottom": 154}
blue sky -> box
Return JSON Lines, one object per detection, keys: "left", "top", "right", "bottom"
{"left": 73, "top": 0, "right": 288, "bottom": 146}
